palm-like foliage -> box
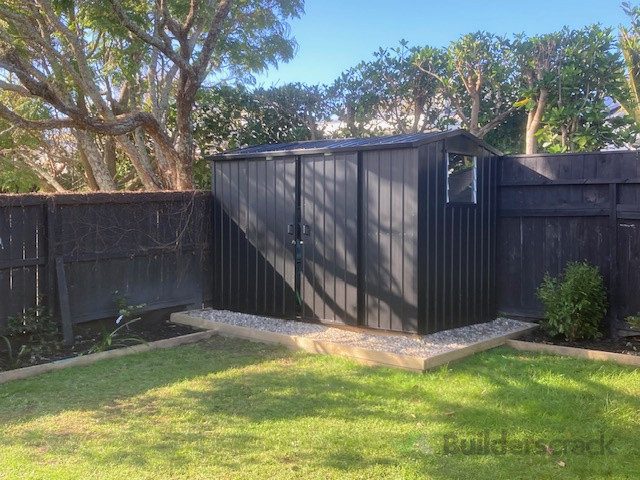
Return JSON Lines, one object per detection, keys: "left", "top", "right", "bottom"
{"left": 620, "top": 2, "right": 640, "bottom": 124}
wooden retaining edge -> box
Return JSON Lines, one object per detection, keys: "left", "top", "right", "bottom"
{"left": 507, "top": 339, "right": 640, "bottom": 368}
{"left": 423, "top": 325, "right": 539, "bottom": 370}
{"left": 171, "top": 312, "right": 538, "bottom": 372}
{"left": 171, "top": 313, "right": 425, "bottom": 371}
{"left": 0, "top": 330, "right": 217, "bottom": 385}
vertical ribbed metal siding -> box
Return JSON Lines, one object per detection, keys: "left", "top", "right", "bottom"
{"left": 300, "top": 153, "right": 359, "bottom": 323}
{"left": 210, "top": 133, "right": 496, "bottom": 334}
{"left": 212, "top": 156, "right": 297, "bottom": 317}
{"left": 361, "top": 148, "right": 420, "bottom": 332}
{"left": 418, "top": 139, "right": 496, "bottom": 334}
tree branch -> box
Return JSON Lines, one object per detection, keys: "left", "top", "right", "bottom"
{"left": 183, "top": 0, "right": 199, "bottom": 33}
{"left": 107, "top": 0, "right": 192, "bottom": 72}
{"left": 193, "top": 0, "right": 232, "bottom": 81}
{"left": 476, "top": 106, "right": 517, "bottom": 138}
{"left": 415, "top": 61, "right": 470, "bottom": 126}
{"left": 0, "top": 101, "right": 155, "bottom": 135}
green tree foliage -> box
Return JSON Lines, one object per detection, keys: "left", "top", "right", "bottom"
{"left": 415, "top": 32, "right": 519, "bottom": 139}
{"left": 191, "top": 82, "right": 329, "bottom": 189}
{"left": 0, "top": 94, "right": 76, "bottom": 192}
{"left": 326, "top": 28, "right": 632, "bottom": 153}
{"left": 483, "top": 108, "right": 527, "bottom": 154}
{"left": 193, "top": 83, "right": 328, "bottom": 155}
{"left": 255, "top": 83, "right": 330, "bottom": 140}
{"left": 543, "top": 27, "right": 632, "bottom": 152}
{"left": 619, "top": 2, "right": 640, "bottom": 126}
{"left": 327, "top": 41, "right": 454, "bottom": 137}
{"left": 368, "top": 40, "right": 454, "bottom": 134}
{"left": 515, "top": 26, "right": 633, "bottom": 153}
{"left": 0, "top": 0, "right": 303, "bottom": 190}
{"left": 0, "top": 161, "right": 39, "bottom": 193}
{"left": 327, "top": 63, "right": 379, "bottom": 137}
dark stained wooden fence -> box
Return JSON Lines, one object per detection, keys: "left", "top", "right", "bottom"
{"left": 0, "top": 192, "right": 212, "bottom": 342}
{"left": 4, "top": 150, "right": 640, "bottom": 341}
{"left": 496, "top": 151, "right": 640, "bottom": 333}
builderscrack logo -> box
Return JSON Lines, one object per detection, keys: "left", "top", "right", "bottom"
{"left": 394, "top": 430, "right": 616, "bottom": 456}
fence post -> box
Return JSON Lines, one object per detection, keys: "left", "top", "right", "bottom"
{"left": 45, "top": 198, "right": 57, "bottom": 324}
{"left": 608, "top": 182, "right": 619, "bottom": 339}
{"left": 55, "top": 256, "right": 74, "bottom": 345}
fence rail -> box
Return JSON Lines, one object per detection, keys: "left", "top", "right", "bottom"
{"left": 3, "top": 150, "right": 640, "bottom": 340}
{"left": 496, "top": 151, "right": 640, "bottom": 335}
{"left": 0, "top": 191, "right": 213, "bottom": 343}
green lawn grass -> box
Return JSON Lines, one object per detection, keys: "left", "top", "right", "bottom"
{"left": 0, "top": 336, "right": 638, "bottom": 479}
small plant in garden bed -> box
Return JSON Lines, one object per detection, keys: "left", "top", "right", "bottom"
{"left": 1, "top": 307, "right": 61, "bottom": 367}
{"left": 0, "top": 336, "right": 28, "bottom": 370}
{"left": 536, "top": 261, "right": 607, "bottom": 342}
{"left": 625, "top": 313, "right": 640, "bottom": 330}
{"left": 0, "top": 304, "right": 199, "bottom": 372}
{"left": 87, "top": 297, "right": 147, "bottom": 354}
{"left": 7, "top": 306, "right": 60, "bottom": 348}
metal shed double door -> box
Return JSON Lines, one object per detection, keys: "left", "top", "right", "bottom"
{"left": 213, "top": 153, "right": 358, "bottom": 325}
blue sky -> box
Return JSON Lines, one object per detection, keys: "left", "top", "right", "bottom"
{"left": 255, "top": 0, "right": 631, "bottom": 86}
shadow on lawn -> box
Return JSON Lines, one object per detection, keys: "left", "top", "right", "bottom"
{"left": 0, "top": 338, "right": 638, "bottom": 478}
{"left": 0, "top": 336, "right": 289, "bottom": 424}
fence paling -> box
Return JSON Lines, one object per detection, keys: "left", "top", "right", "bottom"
{"left": 0, "top": 192, "right": 213, "bottom": 337}
{"left": 3, "top": 150, "right": 640, "bottom": 339}
{"left": 496, "top": 151, "right": 640, "bottom": 336}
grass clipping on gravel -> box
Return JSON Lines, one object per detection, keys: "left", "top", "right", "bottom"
{"left": 0, "top": 336, "right": 638, "bottom": 480}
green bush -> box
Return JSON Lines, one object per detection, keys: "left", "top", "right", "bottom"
{"left": 536, "top": 261, "right": 608, "bottom": 341}
{"left": 625, "top": 313, "right": 640, "bottom": 329}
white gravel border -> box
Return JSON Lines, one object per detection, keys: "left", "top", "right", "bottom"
{"left": 179, "top": 309, "right": 536, "bottom": 359}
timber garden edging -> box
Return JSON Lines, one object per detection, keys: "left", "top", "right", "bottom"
{"left": 0, "top": 330, "right": 217, "bottom": 385}
{"left": 506, "top": 339, "right": 640, "bottom": 368}
{"left": 171, "top": 312, "right": 539, "bottom": 373}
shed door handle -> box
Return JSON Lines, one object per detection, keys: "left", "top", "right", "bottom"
{"left": 302, "top": 225, "right": 310, "bottom": 236}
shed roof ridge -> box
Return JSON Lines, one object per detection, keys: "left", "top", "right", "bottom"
{"left": 207, "top": 129, "right": 502, "bottom": 160}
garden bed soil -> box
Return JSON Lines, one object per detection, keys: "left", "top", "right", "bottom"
{"left": 520, "top": 329, "right": 640, "bottom": 356}
{"left": 0, "top": 317, "right": 202, "bottom": 372}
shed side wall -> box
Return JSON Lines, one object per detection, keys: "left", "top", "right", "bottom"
{"left": 418, "top": 138, "right": 497, "bottom": 334}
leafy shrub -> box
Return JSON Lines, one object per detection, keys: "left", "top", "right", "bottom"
{"left": 536, "top": 262, "right": 607, "bottom": 341}
{"left": 6, "top": 307, "right": 60, "bottom": 351}
{"left": 625, "top": 313, "right": 640, "bottom": 330}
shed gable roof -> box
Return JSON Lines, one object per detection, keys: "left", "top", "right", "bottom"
{"left": 208, "top": 129, "right": 502, "bottom": 160}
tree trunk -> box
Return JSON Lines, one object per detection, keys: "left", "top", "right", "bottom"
{"left": 75, "top": 95, "right": 100, "bottom": 190}
{"left": 469, "top": 94, "right": 481, "bottom": 135}
{"left": 174, "top": 74, "right": 197, "bottom": 190}
{"left": 104, "top": 137, "right": 118, "bottom": 179}
{"left": 346, "top": 104, "right": 357, "bottom": 137}
{"left": 525, "top": 110, "right": 538, "bottom": 155}
{"left": 74, "top": 131, "right": 118, "bottom": 190}
{"left": 308, "top": 117, "right": 318, "bottom": 141}
{"left": 411, "top": 96, "right": 425, "bottom": 133}
{"left": 20, "top": 156, "right": 67, "bottom": 192}
{"left": 151, "top": 140, "right": 174, "bottom": 189}
{"left": 114, "top": 135, "right": 161, "bottom": 190}
{"left": 525, "top": 89, "right": 549, "bottom": 155}
{"left": 77, "top": 143, "right": 99, "bottom": 191}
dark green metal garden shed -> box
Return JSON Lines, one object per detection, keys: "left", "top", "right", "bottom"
{"left": 208, "top": 129, "right": 500, "bottom": 334}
